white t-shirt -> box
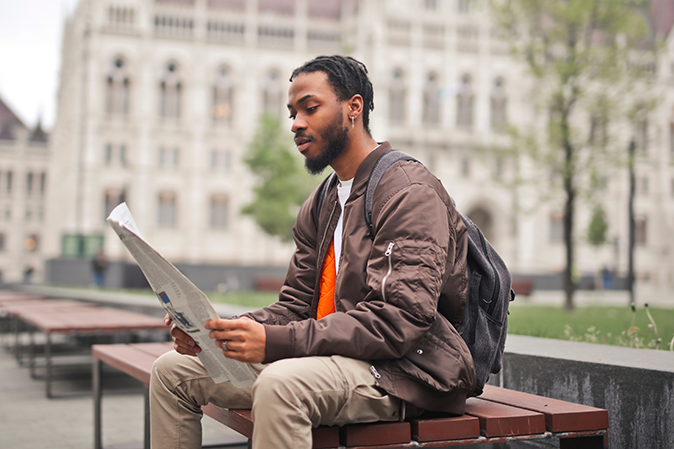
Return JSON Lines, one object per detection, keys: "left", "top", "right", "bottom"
{"left": 334, "top": 178, "right": 353, "bottom": 274}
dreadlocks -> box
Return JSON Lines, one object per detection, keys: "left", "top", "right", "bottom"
{"left": 290, "top": 55, "right": 374, "bottom": 135}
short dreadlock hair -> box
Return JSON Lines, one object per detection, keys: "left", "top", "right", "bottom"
{"left": 290, "top": 55, "right": 374, "bottom": 135}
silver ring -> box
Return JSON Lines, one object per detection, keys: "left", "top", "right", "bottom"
{"left": 222, "top": 340, "right": 228, "bottom": 351}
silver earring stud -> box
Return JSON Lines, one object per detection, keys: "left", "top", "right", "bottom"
{"left": 351, "top": 116, "right": 355, "bottom": 128}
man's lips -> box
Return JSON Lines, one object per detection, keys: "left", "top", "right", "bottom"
{"left": 294, "top": 136, "right": 312, "bottom": 153}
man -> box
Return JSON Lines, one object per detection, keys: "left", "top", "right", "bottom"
{"left": 150, "top": 55, "right": 476, "bottom": 449}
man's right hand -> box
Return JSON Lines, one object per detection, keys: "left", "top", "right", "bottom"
{"left": 165, "top": 313, "right": 201, "bottom": 356}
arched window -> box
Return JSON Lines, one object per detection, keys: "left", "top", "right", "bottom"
{"left": 456, "top": 74, "right": 474, "bottom": 128}
{"left": 106, "top": 58, "right": 131, "bottom": 115}
{"left": 213, "top": 66, "right": 234, "bottom": 123}
{"left": 422, "top": 72, "right": 441, "bottom": 126}
{"left": 262, "top": 70, "right": 282, "bottom": 117}
{"left": 160, "top": 62, "right": 182, "bottom": 118}
{"left": 209, "top": 194, "right": 229, "bottom": 229}
{"left": 157, "top": 191, "right": 177, "bottom": 227}
{"left": 104, "top": 188, "right": 125, "bottom": 220}
{"left": 467, "top": 207, "right": 494, "bottom": 243}
{"left": 490, "top": 77, "right": 507, "bottom": 130}
{"left": 389, "top": 69, "right": 407, "bottom": 123}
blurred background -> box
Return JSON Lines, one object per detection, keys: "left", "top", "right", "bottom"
{"left": 1, "top": 0, "right": 673, "bottom": 311}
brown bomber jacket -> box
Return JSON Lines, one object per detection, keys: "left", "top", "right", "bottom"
{"left": 245, "top": 142, "right": 476, "bottom": 414}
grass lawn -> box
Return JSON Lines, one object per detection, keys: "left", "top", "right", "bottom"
{"left": 508, "top": 303, "right": 674, "bottom": 350}
{"left": 207, "top": 290, "right": 278, "bottom": 309}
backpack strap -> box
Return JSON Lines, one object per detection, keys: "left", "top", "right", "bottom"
{"left": 315, "top": 172, "right": 338, "bottom": 225}
{"left": 365, "top": 150, "right": 419, "bottom": 239}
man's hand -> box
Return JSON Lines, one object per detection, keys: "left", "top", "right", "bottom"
{"left": 205, "top": 317, "right": 266, "bottom": 363}
{"left": 165, "top": 313, "right": 201, "bottom": 357}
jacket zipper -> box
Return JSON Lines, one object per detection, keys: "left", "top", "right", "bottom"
{"left": 381, "top": 242, "right": 395, "bottom": 302}
{"left": 318, "top": 199, "right": 339, "bottom": 263}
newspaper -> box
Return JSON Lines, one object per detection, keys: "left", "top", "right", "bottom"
{"left": 107, "top": 202, "right": 256, "bottom": 387}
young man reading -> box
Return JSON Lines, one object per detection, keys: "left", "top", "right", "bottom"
{"left": 150, "top": 55, "right": 476, "bottom": 449}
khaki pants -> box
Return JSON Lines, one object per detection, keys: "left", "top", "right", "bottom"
{"left": 149, "top": 351, "right": 402, "bottom": 449}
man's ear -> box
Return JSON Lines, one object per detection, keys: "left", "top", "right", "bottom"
{"left": 347, "top": 94, "right": 364, "bottom": 120}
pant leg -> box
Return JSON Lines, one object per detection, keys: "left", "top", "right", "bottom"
{"left": 149, "top": 350, "right": 257, "bottom": 449}
{"left": 251, "top": 356, "right": 401, "bottom": 449}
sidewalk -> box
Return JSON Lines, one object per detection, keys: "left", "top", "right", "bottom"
{"left": 0, "top": 335, "right": 246, "bottom": 449}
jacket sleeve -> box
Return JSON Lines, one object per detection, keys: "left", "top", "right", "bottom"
{"left": 264, "top": 173, "right": 457, "bottom": 363}
{"left": 241, "top": 191, "right": 319, "bottom": 325}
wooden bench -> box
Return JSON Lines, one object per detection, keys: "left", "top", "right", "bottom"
{"left": 93, "top": 343, "right": 608, "bottom": 449}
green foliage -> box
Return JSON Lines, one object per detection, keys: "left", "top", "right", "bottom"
{"left": 242, "top": 114, "right": 320, "bottom": 242}
{"left": 508, "top": 303, "right": 674, "bottom": 350}
{"left": 587, "top": 204, "right": 609, "bottom": 247}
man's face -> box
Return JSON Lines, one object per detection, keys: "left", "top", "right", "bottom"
{"left": 287, "top": 71, "right": 350, "bottom": 175}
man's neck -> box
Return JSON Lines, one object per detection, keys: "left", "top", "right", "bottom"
{"left": 331, "top": 133, "right": 378, "bottom": 181}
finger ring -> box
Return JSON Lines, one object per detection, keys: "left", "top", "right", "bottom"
{"left": 223, "top": 340, "right": 228, "bottom": 351}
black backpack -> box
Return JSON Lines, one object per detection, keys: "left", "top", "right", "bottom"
{"left": 317, "top": 150, "right": 514, "bottom": 396}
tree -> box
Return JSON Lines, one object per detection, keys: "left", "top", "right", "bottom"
{"left": 490, "top": 0, "right": 657, "bottom": 310}
{"left": 242, "top": 114, "right": 319, "bottom": 242}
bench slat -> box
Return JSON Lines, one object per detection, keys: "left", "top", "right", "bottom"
{"left": 481, "top": 385, "right": 609, "bottom": 433}
{"left": 92, "top": 344, "right": 168, "bottom": 385}
{"left": 202, "top": 407, "right": 341, "bottom": 449}
{"left": 410, "top": 415, "right": 480, "bottom": 442}
{"left": 341, "top": 421, "right": 410, "bottom": 447}
{"left": 465, "top": 397, "right": 546, "bottom": 437}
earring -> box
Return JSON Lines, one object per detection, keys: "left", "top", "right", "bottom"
{"left": 351, "top": 116, "right": 355, "bottom": 129}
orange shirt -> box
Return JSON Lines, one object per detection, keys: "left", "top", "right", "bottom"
{"left": 316, "top": 238, "right": 336, "bottom": 320}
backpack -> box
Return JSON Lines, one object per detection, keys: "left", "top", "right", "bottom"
{"left": 317, "top": 150, "right": 514, "bottom": 396}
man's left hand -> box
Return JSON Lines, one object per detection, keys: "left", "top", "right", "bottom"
{"left": 204, "top": 317, "right": 266, "bottom": 363}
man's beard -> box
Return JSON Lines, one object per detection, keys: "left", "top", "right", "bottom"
{"left": 304, "top": 111, "right": 350, "bottom": 175}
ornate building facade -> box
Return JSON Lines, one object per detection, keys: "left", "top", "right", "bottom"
{"left": 38, "top": 0, "right": 674, "bottom": 291}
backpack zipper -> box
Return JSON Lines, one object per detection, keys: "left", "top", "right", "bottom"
{"left": 381, "top": 242, "right": 395, "bottom": 302}
{"left": 318, "top": 199, "right": 339, "bottom": 262}
{"left": 474, "top": 224, "right": 500, "bottom": 316}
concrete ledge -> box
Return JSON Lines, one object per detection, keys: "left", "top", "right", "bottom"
{"left": 498, "top": 335, "right": 674, "bottom": 449}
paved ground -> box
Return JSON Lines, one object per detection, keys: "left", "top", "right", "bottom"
{"left": 0, "top": 332, "right": 246, "bottom": 449}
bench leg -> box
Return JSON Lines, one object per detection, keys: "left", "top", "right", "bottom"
{"left": 144, "top": 386, "right": 150, "bottom": 449}
{"left": 45, "top": 333, "right": 53, "bottom": 398}
{"left": 560, "top": 435, "right": 605, "bottom": 449}
{"left": 94, "top": 358, "right": 103, "bottom": 449}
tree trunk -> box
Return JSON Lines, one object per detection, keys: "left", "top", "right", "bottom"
{"left": 627, "top": 139, "right": 636, "bottom": 305}
{"left": 562, "top": 118, "right": 576, "bottom": 312}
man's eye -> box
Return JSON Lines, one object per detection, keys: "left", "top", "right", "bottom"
{"left": 307, "top": 106, "right": 317, "bottom": 113}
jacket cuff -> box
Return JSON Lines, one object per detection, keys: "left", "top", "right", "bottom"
{"left": 263, "top": 324, "right": 295, "bottom": 363}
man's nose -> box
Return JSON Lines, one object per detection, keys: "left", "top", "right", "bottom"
{"left": 291, "top": 116, "right": 307, "bottom": 134}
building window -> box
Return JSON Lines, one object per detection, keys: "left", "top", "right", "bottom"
{"left": 457, "top": 74, "right": 474, "bottom": 128}
{"left": 425, "top": 0, "right": 438, "bottom": 10}
{"left": 0, "top": 233, "right": 5, "bottom": 251}
{"left": 209, "top": 194, "right": 229, "bottom": 229}
{"left": 39, "top": 172, "right": 46, "bottom": 195}
{"left": 104, "top": 188, "right": 126, "bottom": 220}
{"left": 389, "top": 69, "right": 407, "bottom": 124}
{"left": 26, "top": 172, "right": 34, "bottom": 196}
{"left": 635, "top": 217, "right": 647, "bottom": 246}
{"left": 422, "top": 72, "right": 441, "bottom": 126}
{"left": 160, "top": 62, "right": 182, "bottom": 118}
{"left": 550, "top": 213, "right": 564, "bottom": 243}
{"left": 262, "top": 70, "right": 282, "bottom": 117}
{"left": 106, "top": 58, "right": 131, "bottom": 115}
{"left": 637, "top": 176, "right": 649, "bottom": 195}
{"left": 635, "top": 114, "right": 648, "bottom": 153}
{"left": 211, "top": 150, "right": 231, "bottom": 172}
{"left": 490, "top": 77, "right": 507, "bottom": 130}
{"left": 158, "top": 147, "right": 180, "bottom": 168}
{"left": 158, "top": 192, "right": 177, "bottom": 227}
{"left": 458, "top": 0, "right": 471, "bottom": 13}
{"left": 461, "top": 157, "right": 471, "bottom": 177}
{"left": 213, "top": 66, "right": 234, "bottom": 123}
{"left": 6, "top": 170, "right": 12, "bottom": 194}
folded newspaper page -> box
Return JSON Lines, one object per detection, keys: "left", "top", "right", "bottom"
{"left": 107, "top": 202, "right": 255, "bottom": 387}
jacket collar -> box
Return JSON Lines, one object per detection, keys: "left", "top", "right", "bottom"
{"left": 349, "top": 141, "right": 392, "bottom": 198}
